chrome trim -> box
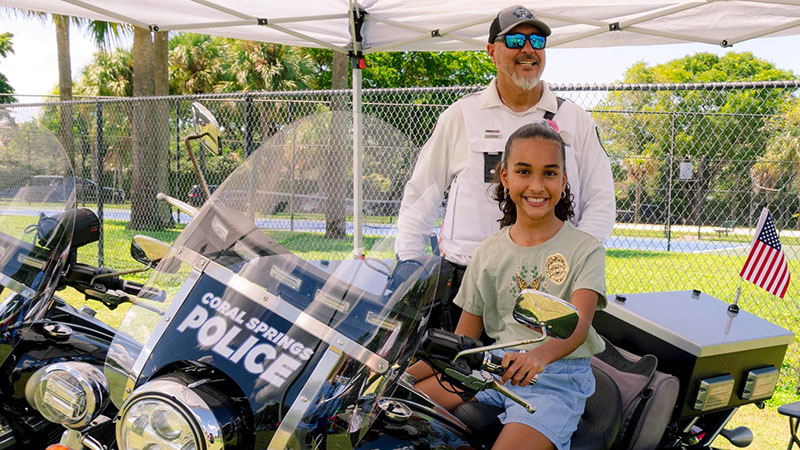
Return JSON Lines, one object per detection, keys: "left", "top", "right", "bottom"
{"left": 0, "top": 272, "right": 35, "bottom": 299}
{"left": 59, "top": 429, "right": 85, "bottom": 450}
{"left": 129, "top": 269, "right": 203, "bottom": 397}
{"left": 81, "top": 433, "right": 107, "bottom": 450}
{"left": 365, "top": 311, "right": 400, "bottom": 332}
{"left": 377, "top": 398, "right": 412, "bottom": 421}
{"left": 392, "top": 398, "right": 470, "bottom": 434}
{"left": 315, "top": 289, "right": 350, "bottom": 313}
{"left": 156, "top": 192, "right": 198, "bottom": 217}
{"left": 34, "top": 362, "right": 109, "bottom": 428}
{"left": 270, "top": 265, "right": 302, "bottom": 291}
{"left": 172, "top": 245, "right": 389, "bottom": 373}
{"left": 18, "top": 254, "right": 46, "bottom": 270}
{"left": 268, "top": 348, "right": 342, "bottom": 450}
{"left": 454, "top": 332, "right": 547, "bottom": 362}
{"left": 116, "top": 378, "right": 223, "bottom": 450}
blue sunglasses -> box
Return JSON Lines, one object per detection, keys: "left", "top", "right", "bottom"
{"left": 497, "top": 33, "right": 547, "bottom": 50}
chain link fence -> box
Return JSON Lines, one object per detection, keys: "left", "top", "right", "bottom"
{"left": 3, "top": 81, "right": 800, "bottom": 390}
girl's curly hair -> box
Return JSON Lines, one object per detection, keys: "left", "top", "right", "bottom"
{"left": 492, "top": 122, "right": 575, "bottom": 228}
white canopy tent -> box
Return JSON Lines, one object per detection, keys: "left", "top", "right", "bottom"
{"left": 6, "top": 0, "right": 800, "bottom": 51}
{"left": 4, "top": 0, "right": 800, "bottom": 253}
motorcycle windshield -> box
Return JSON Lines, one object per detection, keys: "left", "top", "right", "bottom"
{"left": 0, "top": 119, "right": 75, "bottom": 364}
{"left": 105, "top": 111, "right": 441, "bottom": 447}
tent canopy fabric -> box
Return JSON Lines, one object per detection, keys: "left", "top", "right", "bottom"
{"left": 5, "top": 0, "right": 800, "bottom": 53}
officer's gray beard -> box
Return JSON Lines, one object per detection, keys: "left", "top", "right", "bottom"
{"left": 512, "top": 73, "right": 540, "bottom": 91}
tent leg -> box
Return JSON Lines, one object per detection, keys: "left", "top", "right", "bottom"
{"left": 352, "top": 65, "right": 363, "bottom": 258}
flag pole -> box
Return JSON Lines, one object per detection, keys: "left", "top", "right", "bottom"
{"left": 728, "top": 284, "right": 741, "bottom": 314}
{"left": 729, "top": 207, "right": 767, "bottom": 314}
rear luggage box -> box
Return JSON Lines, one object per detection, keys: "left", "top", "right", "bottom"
{"left": 593, "top": 290, "right": 795, "bottom": 420}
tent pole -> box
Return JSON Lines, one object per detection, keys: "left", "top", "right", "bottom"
{"left": 352, "top": 62, "right": 363, "bottom": 258}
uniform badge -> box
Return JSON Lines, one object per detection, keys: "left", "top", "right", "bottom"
{"left": 484, "top": 129, "right": 502, "bottom": 139}
{"left": 545, "top": 253, "right": 568, "bottom": 285}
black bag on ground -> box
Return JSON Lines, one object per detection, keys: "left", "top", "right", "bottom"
{"left": 591, "top": 337, "right": 680, "bottom": 450}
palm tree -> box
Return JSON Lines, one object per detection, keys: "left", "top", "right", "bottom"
{"left": 3, "top": 8, "right": 124, "bottom": 166}
{"left": 220, "top": 40, "right": 314, "bottom": 92}
{"left": 129, "top": 26, "right": 158, "bottom": 230}
{"left": 74, "top": 48, "right": 133, "bottom": 188}
{"left": 168, "top": 34, "right": 227, "bottom": 94}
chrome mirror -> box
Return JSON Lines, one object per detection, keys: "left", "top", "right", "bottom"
{"left": 513, "top": 289, "right": 579, "bottom": 339}
{"left": 185, "top": 102, "right": 221, "bottom": 201}
{"left": 130, "top": 235, "right": 170, "bottom": 267}
{"left": 191, "top": 102, "right": 221, "bottom": 156}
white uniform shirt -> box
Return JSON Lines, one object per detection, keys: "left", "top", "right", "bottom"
{"left": 395, "top": 79, "right": 615, "bottom": 265}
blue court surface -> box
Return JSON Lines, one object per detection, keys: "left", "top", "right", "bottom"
{"left": 605, "top": 236, "right": 747, "bottom": 253}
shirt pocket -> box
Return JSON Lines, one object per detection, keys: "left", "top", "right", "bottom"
{"left": 467, "top": 137, "right": 504, "bottom": 184}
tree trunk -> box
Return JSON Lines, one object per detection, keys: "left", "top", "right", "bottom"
{"left": 324, "top": 51, "right": 349, "bottom": 239}
{"left": 54, "top": 15, "right": 75, "bottom": 168}
{"left": 130, "top": 26, "right": 163, "bottom": 230}
{"left": 154, "top": 30, "right": 172, "bottom": 225}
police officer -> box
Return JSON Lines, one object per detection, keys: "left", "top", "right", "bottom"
{"left": 395, "top": 5, "right": 615, "bottom": 331}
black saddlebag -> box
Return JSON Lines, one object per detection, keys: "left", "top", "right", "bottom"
{"left": 592, "top": 338, "right": 679, "bottom": 450}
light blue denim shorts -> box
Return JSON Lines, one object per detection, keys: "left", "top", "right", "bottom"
{"left": 474, "top": 353, "right": 594, "bottom": 450}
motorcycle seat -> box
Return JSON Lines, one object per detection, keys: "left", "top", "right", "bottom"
{"left": 453, "top": 365, "right": 622, "bottom": 449}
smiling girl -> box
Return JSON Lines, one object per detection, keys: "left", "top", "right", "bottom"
{"left": 416, "top": 121, "right": 607, "bottom": 450}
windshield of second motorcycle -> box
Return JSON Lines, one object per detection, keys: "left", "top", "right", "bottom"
{"left": 0, "top": 120, "right": 75, "bottom": 364}
{"left": 106, "top": 111, "right": 441, "bottom": 446}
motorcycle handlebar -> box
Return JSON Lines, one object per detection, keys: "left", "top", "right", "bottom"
{"left": 64, "top": 263, "right": 167, "bottom": 307}
{"left": 114, "top": 279, "right": 166, "bottom": 302}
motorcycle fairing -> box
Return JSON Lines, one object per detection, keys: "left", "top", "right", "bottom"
{"left": 0, "top": 122, "right": 75, "bottom": 366}
{"left": 106, "top": 202, "right": 440, "bottom": 447}
{"left": 106, "top": 110, "right": 442, "bottom": 447}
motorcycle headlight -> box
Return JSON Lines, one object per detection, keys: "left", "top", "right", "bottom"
{"left": 29, "top": 362, "right": 109, "bottom": 428}
{"left": 117, "top": 377, "right": 225, "bottom": 450}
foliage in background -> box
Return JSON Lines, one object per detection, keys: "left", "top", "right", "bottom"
{"left": 75, "top": 49, "right": 133, "bottom": 97}
{"left": 0, "top": 32, "right": 15, "bottom": 103}
{"left": 760, "top": 99, "right": 800, "bottom": 220}
{"left": 595, "top": 52, "right": 797, "bottom": 228}
{"left": 304, "top": 48, "right": 495, "bottom": 89}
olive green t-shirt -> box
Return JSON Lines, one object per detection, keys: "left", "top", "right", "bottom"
{"left": 453, "top": 223, "right": 606, "bottom": 359}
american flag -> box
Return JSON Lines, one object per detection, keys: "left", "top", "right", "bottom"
{"left": 739, "top": 208, "right": 791, "bottom": 298}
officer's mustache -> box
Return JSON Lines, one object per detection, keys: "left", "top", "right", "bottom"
{"left": 515, "top": 56, "right": 539, "bottom": 65}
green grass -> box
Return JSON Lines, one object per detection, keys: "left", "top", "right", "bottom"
{"left": 612, "top": 226, "right": 800, "bottom": 246}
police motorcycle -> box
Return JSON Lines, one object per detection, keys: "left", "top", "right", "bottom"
{"left": 0, "top": 120, "right": 168, "bottom": 449}
{"left": 33, "top": 108, "right": 793, "bottom": 450}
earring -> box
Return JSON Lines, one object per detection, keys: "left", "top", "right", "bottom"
{"left": 560, "top": 191, "right": 566, "bottom": 199}
{"left": 504, "top": 187, "right": 509, "bottom": 196}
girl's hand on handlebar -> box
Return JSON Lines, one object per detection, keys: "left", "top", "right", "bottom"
{"left": 501, "top": 351, "right": 546, "bottom": 387}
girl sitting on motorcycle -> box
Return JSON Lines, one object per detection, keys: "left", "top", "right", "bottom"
{"left": 410, "top": 121, "right": 608, "bottom": 450}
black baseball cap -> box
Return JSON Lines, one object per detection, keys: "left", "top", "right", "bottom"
{"left": 488, "top": 5, "right": 551, "bottom": 43}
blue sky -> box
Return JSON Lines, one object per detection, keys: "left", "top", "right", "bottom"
{"left": 2, "top": 15, "right": 800, "bottom": 98}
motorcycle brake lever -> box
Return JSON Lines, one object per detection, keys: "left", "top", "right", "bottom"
{"left": 443, "top": 368, "right": 494, "bottom": 392}
{"left": 442, "top": 368, "right": 536, "bottom": 414}
{"left": 488, "top": 377, "right": 536, "bottom": 414}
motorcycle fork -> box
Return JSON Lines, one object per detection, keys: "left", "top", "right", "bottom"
{"left": 54, "top": 429, "right": 105, "bottom": 450}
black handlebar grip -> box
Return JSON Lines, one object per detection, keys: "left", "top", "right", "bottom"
{"left": 490, "top": 352, "right": 503, "bottom": 367}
